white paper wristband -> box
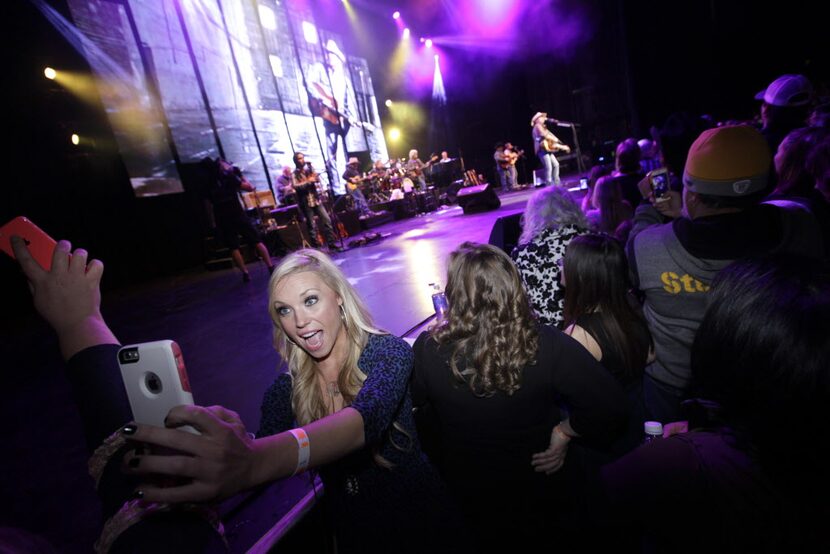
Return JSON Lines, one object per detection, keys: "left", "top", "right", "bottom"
{"left": 288, "top": 428, "right": 310, "bottom": 475}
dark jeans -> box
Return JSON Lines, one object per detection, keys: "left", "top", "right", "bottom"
{"left": 300, "top": 201, "right": 338, "bottom": 248}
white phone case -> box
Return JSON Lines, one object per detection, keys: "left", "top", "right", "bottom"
{"left": 117, "top": 340, "right": 197, "bottom": 433}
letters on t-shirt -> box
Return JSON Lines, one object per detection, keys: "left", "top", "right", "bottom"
{"left": 660, "top": 271, "right": 710, "bottom": 294}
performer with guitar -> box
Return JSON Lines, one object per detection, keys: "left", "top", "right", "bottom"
{"left": 494, "top": 141, "right": 522, "bottom": 192}
{"left": 342, "top": 157, "right": 372, "bottom": 218}
{"left": 306, "top": 39, "right": 357, "bottom": 196}
{"left": 292, "top": 151, "right": 342, "bottom": 252}
{"left": 405, "top": 149, "right": 439, "bottom": 191}
{"left": 531, "top": 112, "right": 571, "bottom": 187}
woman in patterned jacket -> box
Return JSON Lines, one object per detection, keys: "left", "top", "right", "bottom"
{"left": 512, "top": 186, "right": 589, "bottom": 327}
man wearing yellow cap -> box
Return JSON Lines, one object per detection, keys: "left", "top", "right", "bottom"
{"left": 628, "top": 125, "right": 822, "bottom": 423}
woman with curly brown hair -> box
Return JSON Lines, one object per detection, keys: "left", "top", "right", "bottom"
{"left": 411, "top": 242, "right": 627, "bottom": 553}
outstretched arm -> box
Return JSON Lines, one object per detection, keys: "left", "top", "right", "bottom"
{"left": 12, "top": 236, "right": 118, "bottom": 359}
{"left": 124, "top": 403, "right": 365, "bottom": 503}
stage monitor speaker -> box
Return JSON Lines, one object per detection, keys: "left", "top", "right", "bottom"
{"left": 488, "top": 211, "right": 523, "bottom": 254}
{"left": 456, "top": 183, "right": 501, "bottom": 214}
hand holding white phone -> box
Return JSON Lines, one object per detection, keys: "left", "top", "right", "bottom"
{"left": 118, "top": 340, "right": 198, "bottom": 433}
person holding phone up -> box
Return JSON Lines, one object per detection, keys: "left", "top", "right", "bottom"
{"left": 10, "top": 236, "right": 226, "bottom": 552}
{"left": 10, "top": 237, "right": 466, "bottom": 552}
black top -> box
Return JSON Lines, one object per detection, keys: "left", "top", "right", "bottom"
{"left": 575, "top": 312, "right": 650, "bottom": 386}
{"left": 411, "top": 325, "right": 627, "bottom": 550}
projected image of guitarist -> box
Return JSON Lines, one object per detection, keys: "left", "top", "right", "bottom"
{"left": 307, "top": 39, "right": 357, "bottom": 197}
{"left": 292, "top": 151, "right": 341, "bottom": 251}
{"left": 531, "top": 112, "right": 571, "bottom": 187}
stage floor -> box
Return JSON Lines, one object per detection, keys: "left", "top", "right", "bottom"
{"left": 1, "top": 183, "right": 584, "bottom": 551}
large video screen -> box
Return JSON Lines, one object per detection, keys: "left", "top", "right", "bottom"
{"left": 66, "top": 0, "right": 388, "bottom": 198}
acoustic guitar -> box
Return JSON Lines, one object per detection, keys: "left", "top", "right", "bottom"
{"left": 498, "top": 149, "right": 524, "bottom": 169}
{"left": 541, "top": 138, "right": 571, "bottom": 154}
{"left": 405, "top": 154, "right": 440, "bottom": 179}
{"left": 346, "top": 173, "right": 372, "bottom": 192}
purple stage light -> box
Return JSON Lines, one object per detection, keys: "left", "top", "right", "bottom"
{"left": 393, "top": 11, "right": 400, "bottom": 20}
{"left": 425, "top": 38, "right": 433, "bottom": 48}
{"left": 403, "top": 27, "right": 410, "bottom": 38}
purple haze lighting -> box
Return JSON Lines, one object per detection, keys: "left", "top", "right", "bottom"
{"left": 392, "top": 11, "right": 400, "bottom": 19}
{"left": 425, "top": 38, "right": 433, "bottom": 48}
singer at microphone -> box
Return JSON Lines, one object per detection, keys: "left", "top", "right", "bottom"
{"left": 531, "top": 111, "right": 568, "bottom": 187}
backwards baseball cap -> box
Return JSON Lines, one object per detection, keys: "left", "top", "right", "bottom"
{"left": 754, "top": 74, "right": 813, "bottom": 107}
{"left": 683, "top": 125, "right": 771, "bottom": 197}
{"left": 347, "top": 157, "right": 359, "bottom": 165}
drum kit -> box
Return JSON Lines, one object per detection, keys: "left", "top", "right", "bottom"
{"left": 365, "top": 160, "right": 413, "bottom": 204}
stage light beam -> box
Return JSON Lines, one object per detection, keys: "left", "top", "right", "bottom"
{"left": 402, "top": 28, "right": 410, "bottom": 39}
{"left": 44, "top": 67, "right": 56, "bottom": 80}
{"left": 389, "top": 128, "right": 401, "bottom": 141}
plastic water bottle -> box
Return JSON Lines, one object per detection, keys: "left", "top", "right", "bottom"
{"left": 430, "top": 283, "right": 448, "bottom": 321}
{"left": 643, "top": 421, "right": 663, "bottom": 444}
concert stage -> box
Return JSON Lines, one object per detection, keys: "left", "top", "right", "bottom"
{"left": 0, "top": 182, "right": 586, "bottom": 552}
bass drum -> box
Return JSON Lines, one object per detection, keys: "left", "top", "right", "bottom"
{"left": 401, "top": 177, "right": 415, "bottom": 193}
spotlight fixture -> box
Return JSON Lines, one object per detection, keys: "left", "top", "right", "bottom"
{"left": 419, "top": 37, "right": 425, "bottom": 43}
{"left": 71, "top": 133, "right": 79, "bottom": 145}
{"left": 392, "top": 11, "right": 400, "bottom": 20}
{"left": 434, "top": 54, "right": 439, "bottom": 61}
{"left": 44, "top": 67, "right": 56, "bottom": 80}
{"left": 389, "top": 128, "right": 401, "bottom": 141}
{"left": 402, "top": 28, "right": 410, "bottom": 39}
{"left": 385, "top": 99, "right": 393, "bottom": 107}
{"left": 425, "top": 38, "right": 433, "bottom": 48}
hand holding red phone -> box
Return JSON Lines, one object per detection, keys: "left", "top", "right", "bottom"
{"left": 11, "top": 235, "right": 115, "bottom": 358}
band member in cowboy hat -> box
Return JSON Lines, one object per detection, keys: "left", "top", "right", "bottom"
{"left": 531, "top": 112, "right": 569, "bottom": 187}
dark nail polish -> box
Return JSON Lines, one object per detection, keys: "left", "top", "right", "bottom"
{"left": 128, "top": 457, "right": 141, "bottom": 468}
{"left": 130, "top": 490, "right": 144, "bottom": 500}
{"left": 122, "top": 424, "right": 137, "bottom": 435}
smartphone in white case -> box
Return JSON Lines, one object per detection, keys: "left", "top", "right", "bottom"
{"left": 117, "top": 340, "right": 197, "bottom": 433}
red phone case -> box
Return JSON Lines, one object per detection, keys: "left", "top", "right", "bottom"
{"left": 0, "top": 216, "right": 57, "bottom": 270}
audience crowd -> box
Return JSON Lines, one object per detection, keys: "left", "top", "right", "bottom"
{"left": 8, "top": 72, "right": 830, "bottom": 552}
